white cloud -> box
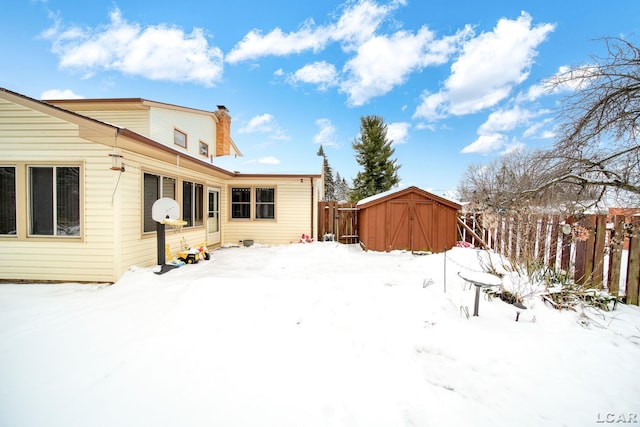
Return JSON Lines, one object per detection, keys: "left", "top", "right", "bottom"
{"left": 41, "top": 89, "right": 83, "bottom": 99}
{"left": 414, "top": 122, "right": 436, "bottom": 131}
{"left": 462, "top": 106, "right": 540, "bottom": 154}
{"left": 41, "top": 8, "right": 223, "bottom": 86}
{"left": 228, "top": 0, "right": 448, "bottom": 105}
{"left": 258, "top": 156, "right": 280, "bottom": 165}
{"left": 225, "top": 0, "right": 480, "bottom": 106}
{"left": 330, "top": 0, "right": 399, "bottom": 52}
{"left": 521, "top": 65, "right": 583, "bottom": 102}
{"left": 522, "top": 117, "right": 553, "bottom": 138}
{"left": 226, "top": 0, "right": 397, "bottom": 63}
{"left": 522, "top": 64, "right": 598, "bottom": 103}
{"left": 290, "top": 61, "right": 338, "bottom": 91}
{"left": 239, "top": 114, "right": 276, "bottom": 133}
{"left": 341, "top": 26, "right": 468, "bottom": 106}
{"left": 239, "top": 113, "right": 289, "bottom": 140}
{"left": 414, "top": 12, "right": 555, "bottom": 121}
{"left": 461, "top": 133, "right": 507, "bottom": 154}
{"left": 226, "top": 21, "right": 328, "bottom": 64}
{"left": 313, "top": 118, "right": 338, "bottom": 147}
{"left": 386, "top": 122, "right": 410, "bottom": 145}
{"left": 500, "top": 141, "right": 526, "bottom": 156}
{"left": 477, "top": 106, "right": 535, "bottom": 135}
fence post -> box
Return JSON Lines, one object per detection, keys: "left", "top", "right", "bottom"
{"left": 626, "top": 217, "right": 640, "bottom": 306}
{"left": 608, "top": 215, "right": 625, "bottom": 297}
{"left": 548, "top": 215, "right": 560, "bottom": 269}
{"left": 591, "top": 215, "right": 607, "bottom": 289}
{"left": 582, "top": 216, "right": 598, "bottom": 286}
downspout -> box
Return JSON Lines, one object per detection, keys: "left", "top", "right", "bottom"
{"left": 112, "top": 127, "right": 122, "bottom": 282}
{"left": 310, "top": 177, "right": 314, "bottom": 239}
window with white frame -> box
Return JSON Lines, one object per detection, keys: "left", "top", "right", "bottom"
{"left": 0, "top": 166, "right": 17, "bottom": 235}
{"left": 143, "top": 173, "right": 176, "bottom": 233}
{"left": 28, "top": 166, "right": 80, "bottom": 236}
{"left": 182, "top": 181, "right": 204, "bottom": 227}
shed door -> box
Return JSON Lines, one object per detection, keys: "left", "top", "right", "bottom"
{"left": 388, "top": 202, "right": 411, "bottom": 251}
{"left": 411, "top": 202, "right": 434, "bottom": 252}
{"left": 387, "top": 201, "right": 433, "bottom": 252}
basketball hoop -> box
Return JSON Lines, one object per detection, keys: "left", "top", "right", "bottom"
{"left": 151, "top": 198, "right": 187, "bottom": 272}
{"left": 164, "top": 218, "right": 187, "bottom": 233}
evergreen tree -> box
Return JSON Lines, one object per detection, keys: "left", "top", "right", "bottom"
{"left": 317, "top": 144, "right": 335, "bottom": 201}
{"left": 334, "top": 172, "right": 351, "bottom": 202}
{"left": 351, "top": 115, "right": 400, "bottom": 201}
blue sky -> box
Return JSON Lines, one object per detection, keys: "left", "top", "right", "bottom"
{"left": 2, "top": 0, "right": 638, "bottom": 197}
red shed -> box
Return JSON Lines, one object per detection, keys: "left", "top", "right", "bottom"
{"left": 356, "top": 186, "right": 461, "bottom": 253}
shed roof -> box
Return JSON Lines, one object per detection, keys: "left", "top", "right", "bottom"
{"left": 356, "top": 186, "right": 461, "bottom": 210}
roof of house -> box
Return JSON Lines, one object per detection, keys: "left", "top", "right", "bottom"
{"left": 42, "top": 97, "right": 243, "bottom": 157}
{"left": 0, "top": 87, "right": 320, "bottom": 179}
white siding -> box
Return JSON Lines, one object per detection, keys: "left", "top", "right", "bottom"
{"left": 149, "top": 107, "right": 216, "bottom": 160}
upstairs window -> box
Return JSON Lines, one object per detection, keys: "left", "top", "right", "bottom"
{"left": 199, "top": 140, "right": 209, "bottom": 156}
{"left": 174, "top": 128, "right": 187, "bottom": 148}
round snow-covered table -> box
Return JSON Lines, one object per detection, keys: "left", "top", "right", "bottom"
{"left": 457, "top": 271, "right": 502, "bottom": 316}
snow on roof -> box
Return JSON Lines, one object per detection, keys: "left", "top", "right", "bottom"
{"left": 356, "top": 186, "right": 404, "bottom": 206}
{"left": 356, "top": 185, "right": 461, "bottom": 207}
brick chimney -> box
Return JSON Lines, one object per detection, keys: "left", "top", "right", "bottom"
{"left": 214, "top": 105, "right": 231, "bottom": 156}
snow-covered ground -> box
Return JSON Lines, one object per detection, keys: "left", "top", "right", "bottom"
{"left": 1, "top": 243, "right": 639, "bottom": 427}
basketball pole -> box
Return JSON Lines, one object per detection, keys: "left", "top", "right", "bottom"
{"left": 157, "top": 221, "right": 166, "bottom": 265}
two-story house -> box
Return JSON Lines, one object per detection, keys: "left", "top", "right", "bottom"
{"left": 0, "top": 87, "right": 323, "bottom": 283}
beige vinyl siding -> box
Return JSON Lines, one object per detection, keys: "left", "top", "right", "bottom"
{"left": 64, "top": 109, "right": 150, "bottom": 136}
{"left": 225, "top": 176, "right": 316, "bottom": 245}
{"left": 43, "top": 100, "right": 151, "bottom": 137}
{"left": 2, "top": 91, "right": 322, "bottom": 282}
{"left": 112, "top": 149, "right": 225, "bottom": 274}
{"left": 0, "top": 98, "right": 119, "bottom": 282}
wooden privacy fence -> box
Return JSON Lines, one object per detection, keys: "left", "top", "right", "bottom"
{"left": 458, "top": 213, "right": 640, "bottom": 305}
{"left": 318, "top": 202, "right": 359, "bottom": 244}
